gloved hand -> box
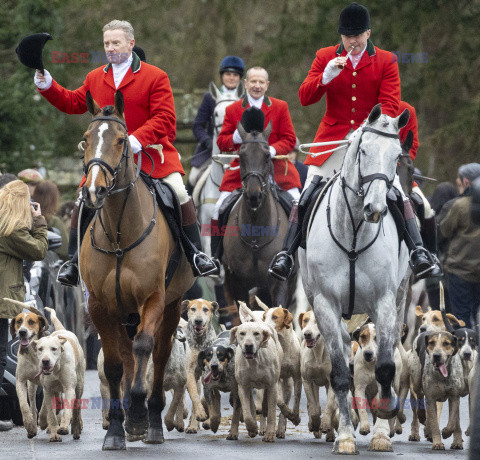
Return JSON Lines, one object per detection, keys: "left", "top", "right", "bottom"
{"left": 128, "top": 135, "right": 142, "bottom": 153}
{"left": 322, "top": 58, "right": 345, "bottom": 85}
{"left": 203, "top": 137, "right": 213, "bottom": 151}
{"left": 34, "top": 69, "right": 53, "bottom": 90}
{"left": 232, "top": 129, "right": 242, "bottom": 145}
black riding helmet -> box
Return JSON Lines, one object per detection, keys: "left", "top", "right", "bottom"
{"left": 16, "top": 33, "right": 53, "bottom": 74}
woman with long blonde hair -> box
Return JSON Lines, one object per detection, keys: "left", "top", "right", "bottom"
{"left": 0, "top": 180, "right": 48, "bottom": 431}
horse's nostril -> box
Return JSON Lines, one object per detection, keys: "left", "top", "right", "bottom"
{"left": 96, "top": 186, "right": 107, "bottom": 199}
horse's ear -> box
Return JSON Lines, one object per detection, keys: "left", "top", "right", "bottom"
{"left": 263, "top": 121, "right": 273, "bottom": 139}
{"left": 237, "top": 121, "right": 247, "bottom": 142}
{"left": 114, "top": 91, "right": 125, "bottom": 118}
{"left": 402, "top": 130, "right": 414, "bottom": 152}
{"left": 209, "top": 82, "right": 221, "bottom": 101}
{"left": 86, "top": 91, "right": 101, "bottom": 116}
{"left": 236, "top": 81, "right": 245, "bottom": 99}
{"left": 367, "top": 103, "right": 382, "bottom": 124}
{"left": 395, "top": 108, "right": 410, "bottom": 130}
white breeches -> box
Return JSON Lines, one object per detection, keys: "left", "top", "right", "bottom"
{"left": 162, "top": 172, "right": 190, "bottom": 205}
{"left": 412, "top": 185, "right": 435, "bottom": 218}
{"left": 212, "top": 187, "right": 301, "bottom": 220}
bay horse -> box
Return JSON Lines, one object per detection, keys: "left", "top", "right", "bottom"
{"left": 80, "top": 91, "right": 194, "bottom": 450}
{"left": 299, "top": 104, "right": 411, "bottom": 454}
{"left": 222, "top": 119, "right": 296, "bottom": 308}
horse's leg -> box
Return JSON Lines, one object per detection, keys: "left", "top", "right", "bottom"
{"left": 143, "top": 295, "right": 180, "bottom": 444}
{"left": 313, "top": 297, "right": 357, "bottom": 454}
{"left": 374, "top": 292, "right": 400, "bottom": 420}
{"left": 90, "top": 297, "right": 127, "bottom": 451}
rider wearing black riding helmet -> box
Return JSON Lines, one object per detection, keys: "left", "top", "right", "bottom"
{"left": 187, "top": 56, "right": 245, "bottom": 195}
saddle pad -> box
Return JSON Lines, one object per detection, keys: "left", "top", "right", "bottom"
{"left": 218, "top": 189, "right": 243, "bottom": 230}
{"left": 275, "top": 186, "right": 294, "bottom": 217}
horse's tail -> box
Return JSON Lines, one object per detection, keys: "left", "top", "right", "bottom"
{"left": 438, "top": 282, "right": 454, "bottom": 333}
{"left": 192, "top": 164, "right": 212, "bottom": 207}
{"left": 44, "top": 307, "right": 66, "bottom": 331}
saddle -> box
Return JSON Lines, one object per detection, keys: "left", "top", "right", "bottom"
{"left": 140, "top": 173, "right": 182, "bottom": 289}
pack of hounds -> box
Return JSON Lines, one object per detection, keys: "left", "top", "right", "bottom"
{"left": 6, "top": 284, "right": 478, "bottom": 450}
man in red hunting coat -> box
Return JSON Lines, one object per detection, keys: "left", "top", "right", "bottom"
{"left": 209, "top": 66, "right": 302, "bottom": 259}
{"left": 34, "top": 20, "right": 217, "bottom": 285}
{"left": 269, "top": 3, "right": 438, "bottom": 281}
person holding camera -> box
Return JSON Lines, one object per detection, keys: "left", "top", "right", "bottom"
{"left": 0, "top": 180, "right": 48, "bottom": 430}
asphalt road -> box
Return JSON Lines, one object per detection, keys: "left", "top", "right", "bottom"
{"left": 0, "top": 369, "right": 470, "bottom": 459}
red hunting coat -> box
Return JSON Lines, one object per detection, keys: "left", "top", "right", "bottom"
{"left": 299, "top": 40, "right": 401, "bottom": 166}
{"left": 217, "top": 96, "right": 301, "bottom": 192}
{"left": 38, "top": 52, "right": 184, "bottom": 179}
{"left": 398, "top": 101, "right": 419, "bottom": 161}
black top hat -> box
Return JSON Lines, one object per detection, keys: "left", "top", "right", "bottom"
{"left": 16, "top": 33, "right": 53, "bottom": 74}
{"left": 133, "top": 45, "right": 146, "bottom": 63}
{"left": 338, "top": 3, "right": 370, "bottom": 36}
{"left": 241, "top": 107, "right": 265, "bottom": 133}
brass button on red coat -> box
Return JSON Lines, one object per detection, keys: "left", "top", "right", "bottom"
{"left": 352, "top": 108, "right": 355, "bottom": 112}
{"left": 351, "top": 120, "right": 355, "bottom": 124}
{"left": 352, "top": 84, "right": 356, "bottom": 88}
{"left": 353, "top": 71, "right": 357, "bottom": 76}
{"left": 352, "top": 96, "right": 356, "bottom": 101}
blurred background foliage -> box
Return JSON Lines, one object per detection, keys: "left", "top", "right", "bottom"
{"left": 1, "top": 0, "right": 479, "bottom": 195}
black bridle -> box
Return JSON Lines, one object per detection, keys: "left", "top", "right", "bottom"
{"left": 82, "top": 114, "right": 157, "bottom": 327}
{"left": 327, "top": 125, "right": 400, "bottom": 320}
{"left": 239, "top": 137, "right": 272, "bottom": 201}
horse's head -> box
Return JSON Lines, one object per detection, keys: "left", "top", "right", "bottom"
{"left": 351, "top": 104, "right": 409, "bottom": 223}
{"left": 210, "top": 82, "right": 244, "bottom": 154}
{"left": 81, "top": 91, "right": 130, "bottom": 209}
{"left": 237, "top": 108, "right": 272, "bottom": 210}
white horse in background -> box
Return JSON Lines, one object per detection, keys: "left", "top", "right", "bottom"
{"left": 193, "top": 82, "right": 244, "bottom": 270}
{"left": 299, "top": 104, "right": 411, "bottom": 454}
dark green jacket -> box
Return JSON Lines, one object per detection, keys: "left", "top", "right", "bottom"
{"left": 48, "top": 214, "right": 69, "bottom": 261}
{"left": 440, "top": 196, "right": 480, "bottom": 283}
{"left": 0, "top": 216, "right": 48, "bottom": 319}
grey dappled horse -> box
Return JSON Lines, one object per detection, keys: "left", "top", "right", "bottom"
{"left": 299, "top": 104, "right": 411, "bottom": 454}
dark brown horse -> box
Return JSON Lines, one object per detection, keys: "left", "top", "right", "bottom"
{"left": 222, "top": 121, "right": 296, "bottom": 309}
{"left": 80, "top": 91, "right": 194, "bottom": 450}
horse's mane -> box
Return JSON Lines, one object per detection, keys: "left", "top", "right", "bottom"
{"left": 101, "top": 106, "right": 115, "bottom": 116}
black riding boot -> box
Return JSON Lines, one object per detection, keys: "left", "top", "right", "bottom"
{"left": 57, "top": 205, "right": 81, "bottom": 287}
{"left": 210, "top": 219, "right": 222, "bottom": 260}
{"left": 421, "top": 215, "right": 442, "bottom": 277}
{"left": 181, "top": 199, "right": 219, "bottom": 277}
{"left": 57, "top": 203, "right": 95, "bottom": 287}
{"left": 403, "top": 200, "right": 438, "bottom": 279}
{"left": 269, "top": 175, "right": 325, "bottom": 281}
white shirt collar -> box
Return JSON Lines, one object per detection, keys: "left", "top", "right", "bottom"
{"left": 221, "top": 85, "right": 237, "bottom": 95}
{"left": 247, "top": 94, "right": 264, "bottom": 109}
{"left": 112, "top": 53, "right": 133, "bottom": 88}
{"left": 349, "top": 45, "right": 367, "bottom": 69}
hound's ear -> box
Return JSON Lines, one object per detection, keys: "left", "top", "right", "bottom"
{"left": 415, "top": 305, "right": 424, "bottom": 317}
{"left": 9, "top": 317, "right": 17, "bottom": 339}
{"left": 211, "top": 301, "right": 219, "bottom": 317}
{"left": 197, "top": 350, "right": 206, "bottom": 370}
{"left": 31, "top": 340, "right": 38, "bottom": 351}
{"left": 263, "top": 120, "right": 273, "bottom": 139}
{"left": 283, "top": 309, "right": 293, "bottom": 329}
{"left": 57, "top": 335, "right": 67, "bottom": 345}
{"left": 367, "top": 103, "right": 382, "bottom": 124}
{"left": 38, "top": 316, "right": 48, "bottom": 339}
{"left": 260, "top": 329, "right": 270, "bottom": 348}
{"left": 401, "top": 324, "right": 409, "bottom": 344}
{"left": 226, "top": 347, "right": 235, "bottom": 361}
{"left": 181, "top": 300, "right": 190, "bottom": 314}
{"left": 237, "top": 301, "right": 251, "bottom": 324}
{"left": 237, "top": 121, "right": 247, "bottom": 141}
{"left": 175, "top": 327, "right": 186, "bottom": 342}
{"left": 352, "top": 327, "right": 361, "bottom": 343}
{"left": 209, "top": 81, "right": 221, "bottom": 101}
{"left": 298, "top": 313, "right": 304, "bottom": 328}
{"left": 424, "top": 332, "right": 435, "bottom": 350}
{"left": 451, "top": 335, "right": 458, "bottom": 356}
{"left": 236, "top": 80, "right": 245, "bottom": 99}
{"left": 229, "top": 326, "right": 238, "bottom": 345}
{"left": 395, "top": 108, "right": 410, "bottom": 130}
{"left": 86, "top": 91, "right": 101, "bottom": 116}
{"left": 446, "top": 314, "right": 465, "bottom": 329}
{"left": 114, "top": 91, "right": 125, "bottom": 118}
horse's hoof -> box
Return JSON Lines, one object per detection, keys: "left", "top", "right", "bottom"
{"left": 142, "top": 427, "right": 164, "bottom": 444}
{"left": 397, "top": 412, "right": 406, "bottom": 424}
{"left": 27, "top": 430, "right": 37, "bottom": 439}
{"left": 442, "top": 427, "right": 453, "bottom": 439}
{"left": 57, "top": 426, "right": 69, "bottom": 435}
{"left": 332, "top": 438, "right": 358, "bottom": 455}
{"left": 314, "top": 431, "right": 322, "bottom": 439}
{"left": 103, "top": 435, "right": 126, "bottom": 450}
{"left": 432, "top": 442, "right": 445, "bottom": 450}
{"left": 226, "top": 432, "right": 238, "bottom": 441}
{"left": 276, "top": 430, "right": 285, "bottom": 439}
{"left": 359, "top": 425, "right": 370, "bottom": 436}
{"left": 49, "top": 434, "right": 62, "bottom": 442}
{"left": 309, "top": 415, "right": 321, "bottom": 433}
{"left": 450, "top": 441, "right": 463, "bottom": 450}
{"left": 126, "top": 433, "right": 144, "bottom": 442}
{"left": 325, "top": 430, "right": 335, "bottom": 442}
{"left": 368, "top": 434, "right": 393, "bottom": 452}
{"left": 185, "top": 427, "right": 197, "bottom": 434}
{"left": 417, "top": 409, "right": 426, "bottom": 424}
{"left": 376, "top": 408, "right": 398, "bottom": 420}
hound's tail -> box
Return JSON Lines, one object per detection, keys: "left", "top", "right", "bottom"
{"left": 44, "top": 307, "right": 66, "bottom": 331}
{"left": 438, "top": 282, "right": 454, "bottom": 333}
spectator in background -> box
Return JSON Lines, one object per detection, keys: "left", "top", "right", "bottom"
{"left": 0, "top": 180, "right": 48, "bottom": 431}
{"left": 33, "top": 181, "right": 69, "bottom": 260}
{"left": 17, "top": 169, "right": 43, "bottom": 196}
{"left": 440, "top": 163, "right": 480, "bottom": 328}
{"left": 288, "top": 138, "right": 308, "bottom": 188}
